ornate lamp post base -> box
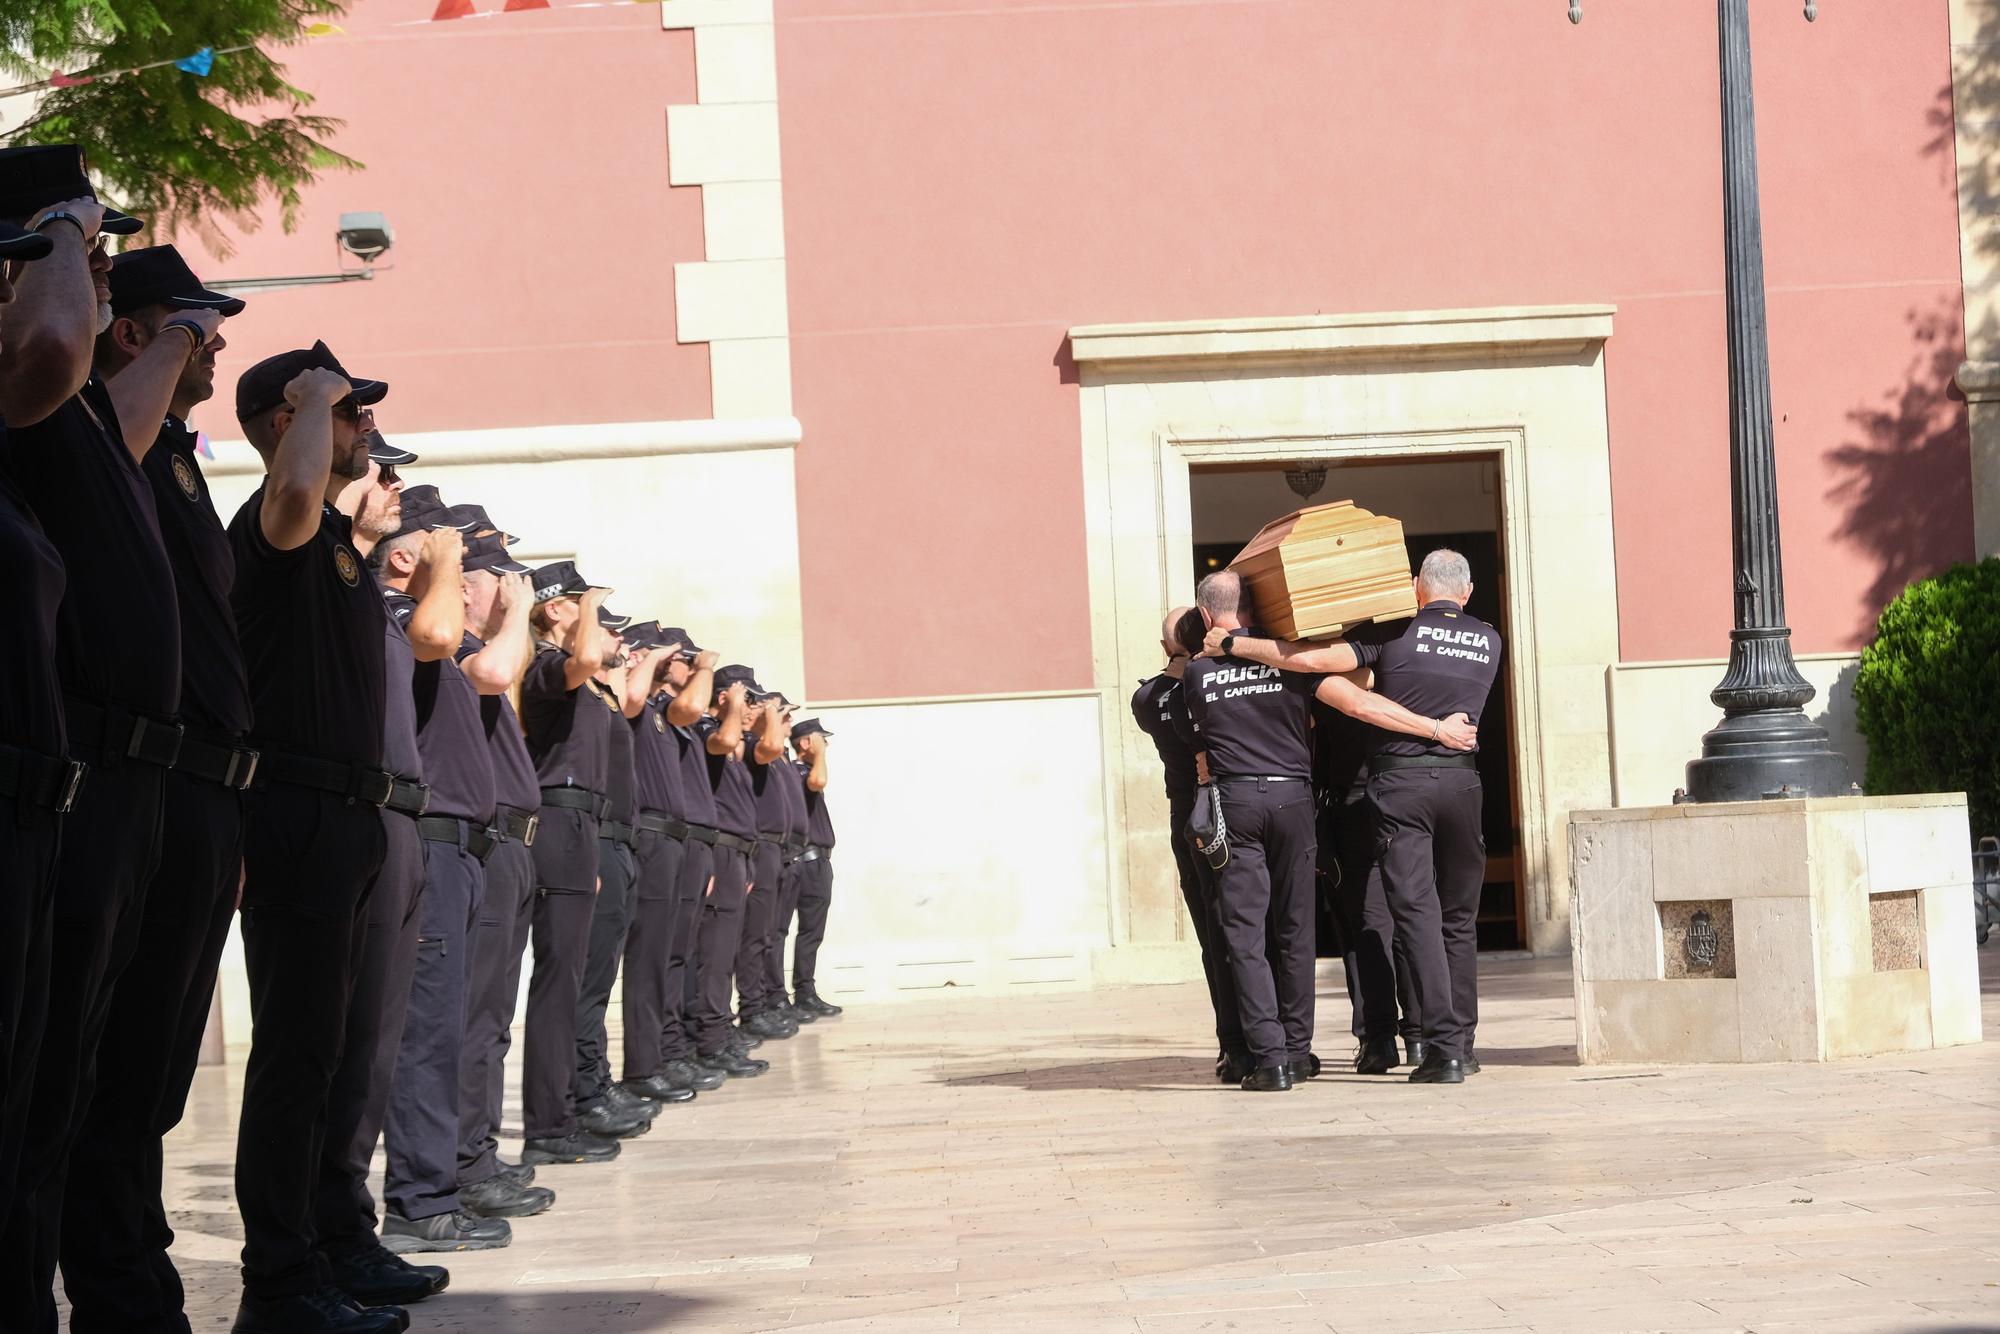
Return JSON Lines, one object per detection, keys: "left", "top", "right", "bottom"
{"left": 1684, "top": 627, "right": 1851, "bottom": 802}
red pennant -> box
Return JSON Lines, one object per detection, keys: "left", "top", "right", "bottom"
{"left": 503, "top": 0, "right": 552, "bottom": 8}
{"left": 48, "top": 71, "right": 95, "bottom": 87}
{"left": 432, "top": 0, "right": 477, "bottom": 17}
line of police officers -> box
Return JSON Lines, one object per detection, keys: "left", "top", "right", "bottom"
{"left": 0, "top": 146, "right": 847, "bottom": 1334}
{"left": 1130, "top": 557, "right": 1501, "bottom": 1092}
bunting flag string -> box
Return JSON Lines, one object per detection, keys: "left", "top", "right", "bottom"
{"left": 0, "top": 0, "right": 671, "bottom": 101}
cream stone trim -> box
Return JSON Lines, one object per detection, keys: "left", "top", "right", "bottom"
{"left": 201, "top": 416, "right": 801, "bottom": 477}
{"left": 1951, "top": 2, "right": 2000, "bottom": 556}
{"left": 673, "top": 258, "right": 790, "bottom": 342}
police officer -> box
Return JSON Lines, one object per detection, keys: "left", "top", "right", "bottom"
{"left": 519, "top": 562, "right": 630, "bottom": 1163}
{"left": 766, "top": 703, "right": 816, "bottom": 1022}
{"left": 60, "top": 245, "right": 257, "bottom": 1333}
{"left": 786, "top": 719, "right": 843, "bottom": 1019}
{"left": 226, "top": 342, "right": 406, "bottom": 1332}
{"left": 692, "top": 670, "right": 770, "bottom": 1078}
{"left": 735, "top": 675, "right": 799, "bottom": 1041}
{"left": 569, "top": 609, "right": 664, "bottom": 1138}
{"left": 0, "top": 178, "right": 89, "bottom": 1272}
{"left": 1204, "top": 549, "right": 1497, "bottom": 1084}
{"left": 452, "top": 519, "right": 549, "bottom": 1207}
{"left": 1131, "top": 606, "right": 1244, "bottom": 1079}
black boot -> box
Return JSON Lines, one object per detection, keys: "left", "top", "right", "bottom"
{"left": 1216, "top": 1049, "right": 1255, "bottom": 1084}
{"left": 381, "top": 1210, "right": 512, "bottom": 1254}
{"left": 460, "top": 1173, "right": 557, "bottom": 1219}
{"left": 1240, "top": 1064, "right": 1294, "bottom": 1092}
{"left": 622, "top": 1074, "right": 698, "bottom": 1103}
{"left": 696, "top": 1048, "right": 769, "bottom": 1078}
{"left": 1407, "top": 1049, "right": 1464, "bottom": 1084}
{"left": 1354, "top": 1037, "right": 1400, "bottom": 1075}
{"left": 1403, "top": 1038, "right": 1429, "bottom": 1068}
{"left": 1284, "top": 1053, "right": 1321, "bottom": 1082}
{"left": 496, "top": 1158, "right": 536, "bottom": 1187}
{"left": 231, "top": 1286, "right": 409, "bottom": 1333}
{"left": 795, "top": 984, "right": 843, "bottom": 1017}
{"left": 521, "top": 1131, "right": 622, "bottom": 1165}
{"left": 660, "top": 1057, "right": 726, "bottom": 1091}
{"left": 578, "top": 1100, "right": 653, "bottom": 1138}
{"left": 324, "top": 1244, "right": 449, "bottom": 1308}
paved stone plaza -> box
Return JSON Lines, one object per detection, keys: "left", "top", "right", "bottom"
{"left": 128, "top": 953, "right": 2000, "bottom": 1333}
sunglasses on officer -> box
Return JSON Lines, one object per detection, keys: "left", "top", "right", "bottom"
{"left": 332, "top": 399, "right": 375, "bottom": 425}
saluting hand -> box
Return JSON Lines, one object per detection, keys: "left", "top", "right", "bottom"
{"left": 580, "top": 584, "right": 612, "bottom": 610}
{"left": 418, "top": 525, "right": 464, "bottom": 572}
{"left": 284, "top": 367, "right": 351, "bottom": 410}
{"left": 496, "top": 571, "right": 531, "bottom": 611}
{"left": 28, "top": 197, "right": 106, "bottom": 243}
{"left": 164, "top": 307, "right": 225, "bottom": 349}
{"left": 693, "top": 649, "right": 720, "bottom": 673}
{"left": 1437, "top": 713, "right": 1478, "bottom": 752}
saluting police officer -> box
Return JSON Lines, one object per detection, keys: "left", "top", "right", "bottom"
{"left": 692, "top": 670, "right": 769, "bottom": 1078}
{"left": 518, "top": 562, "right": 627, "bottom": 1164}
{"left": 1204, "top": 549, "right": 1497, "bottom": 1084}
{"left": 0, "top": 167, "right": 92, "bottom": 1285}
{"left": 785, "top": 719, "right": 843, "bottom": 1019}
{"left": 767, "top": 703, "right": 816, "bottom": 1022}
{"left": 735, "top": 675, "right": 798, "bottom": 1042}
{"left": 60, "top": 245, "right": 256, "bottom": 1334}
{"left": 1132, "top": 606, "right": 1244, "bottom": 1080}
{"left": 226, "top": 342, "right": 408, "bottom": 1333}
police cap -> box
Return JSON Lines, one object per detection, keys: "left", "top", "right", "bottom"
{"left": 236, "top": 340, "right": 389, "bottom": 422}
{"left": 365, "top": 429, "right": 418, "bottom": 466}
{"left": 107, "top": 244, "right": 245, "bottom": 317}
{"left": 530, "top": 560, "right": 604, "bottom": 604}
{"left": 790, "top": 718, "right": 833, "bottom": 742}
{"left": 0, "top": 145, "right": 143, "bottom": 234}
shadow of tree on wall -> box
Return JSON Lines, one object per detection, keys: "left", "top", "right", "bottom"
{"left": 1822, "top": 303, "right": 1975, "bottom": 640}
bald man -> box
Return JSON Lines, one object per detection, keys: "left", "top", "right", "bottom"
{"left": 1130, "top": 607, "right": 1245, "bottom": 1079}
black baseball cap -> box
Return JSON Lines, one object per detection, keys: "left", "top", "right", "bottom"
{"left": 620, "top": 620, "right": 660, "bottom": 648}
{"left": 235, "top": 340, "right": 389, "bottom": 422}
{"left": 714, "top": 664, "right": 776, "bottom": 700}
{"left": 0, "top": 218, "right": 51, "bottom": 261}
{"left": 385, "top": 486, "right": 466, "bottom": 544}
{"left": 791, "top": 718, "right": 833, "bottom": 741}
{"left": 365, "top": 429, "right": 417, "bottom": 466}
{"left": 598, "top": 606, "right": 631, "bottom": 633}
{"left": 442, "top": 503, "right": 515, "bottom": 545}
{"left": 0, "top": 145, "right": 143, "bottom": 235}
{"left": 656, "top": 626, "right": 702, "bottom": 658}
{"left": 464, "top": 530, "right": 530, "bottom": 576}
{"left": 531, "top": 560, "right": 604, "bottom": 604}
{"left": 107, "top": 244, "right": 245, "bottom": 317}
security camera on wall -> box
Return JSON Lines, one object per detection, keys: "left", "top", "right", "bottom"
{"left": 337, "top": 212, "right": 394, "bottom": 267}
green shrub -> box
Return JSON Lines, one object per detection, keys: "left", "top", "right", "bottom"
{"left": 1852, "top": 557, "right": 2000, "bottom": 839}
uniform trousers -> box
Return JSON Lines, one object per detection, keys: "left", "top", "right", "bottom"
{"left": 734, "top": 840, "right": 783, "bottom": 1018}
{"left": 521, "top": 886, "right": 596, "bottom": 1141}
{"left": 619, "top": 830, "right": 688, "bottom": 1080}
{"left": 310, "top": 811, "right": 423, "bottom": 1260}
{"left": 62, "top": 773, "right": 242, "bottom": 1334}
{"left": 1328, "top": 793, "right": 1420, "bottom": 1045}
{"left": 692, "top": 845, "right": 750, "bottom": 1056}
{"left": 766, "top": 854, "right": 806, "bottom": 1001}
{"left": 458, "top": 837, "right": 534, "bottom": 1188}
{"left": 650, "top": 839, "right": 711, "bottom": 1069}
{"left": 382, "top": 832, "right": 484, "bottom": 1222}
{"left": 789, "top": 852, "right": 833, "bottom": 991}
{"left": 573, "top": 836, "right": 638, "bottom": 1110}
{"left": 1, "top": 756, "right": 165, "bottom": 1332}
{"left": 234, "top": 785, "right": 389, "bottom": 1301}
{"left": 1367, "top": 766, "right": 1484, "bottom": 1060}
{"left": 0, "top": 808, "right": 60, "bottom": 1280}
{"left": 1168, "top": 804, "right": 1243, "bottom": 1057}
{"left": 1210, "top": 778, "right": 1317, "bottom": 1071}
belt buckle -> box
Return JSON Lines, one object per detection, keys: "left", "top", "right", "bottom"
{"left": 366, "top": 772, "right": 395, "bottom": 808}
{"left": 412, "top": 783, "right": 432, "bottom": 818}
{"left": 130, "top": 716, "right": 186, "bottom": 768}
{"left": 56, "top": 759, "right": 88, "bottom": 814}
{"left": 226, "top": 748, "right": 261, "bottom": 790}
{"left": 523, "top": 813, "right": 539, "bottom": 847}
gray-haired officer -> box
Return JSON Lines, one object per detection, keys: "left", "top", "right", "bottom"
{"left": 1204, "top": 549, "right": 1499, "bottom": 1084}
{"left": 56, "top": 244, "right": 256, "bottom": 1332}
{"left": 786, "top": 719, "right": 843, "bottom": 1018}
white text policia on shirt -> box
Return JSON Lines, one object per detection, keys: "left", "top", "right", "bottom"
{"left": 1415, "top": 623, "right": 1494, "bottom": 664}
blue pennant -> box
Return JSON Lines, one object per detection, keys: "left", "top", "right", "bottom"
{"left": 174, "top": 47, "right": 215, "bottom": 76}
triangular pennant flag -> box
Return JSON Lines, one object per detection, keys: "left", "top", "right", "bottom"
{"left": 432, "top": 0, "right": 478, "bottom": 17}
{"left": 48, "top": 71, "right": 94, "bottom": 87}
{"left": 174, "top": 47, "right": 215, "bottom": 76}
{"left": 194, "top": 431, "right": 214, "bottom": 460}
{"left": 303, "top": 21, "right": 345, "bottom": 36}
{"left": 503, "top": 0, "right": 552, "bottom": 9}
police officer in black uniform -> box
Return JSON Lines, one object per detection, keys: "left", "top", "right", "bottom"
{"left": 786, "top": 719, "right": 843, "bottom": 1019}
{"left": 519, "top": 562, "right": 630, "bottom": 1163}
{"left": 1132, "top": 606, "right": 1244, "bottom": 1079}
{"left": 60, "top": 245, "right": 259, "bottom": 1333}
{"left": 0, "top": 172, "right": 90, "bottom": 1288}
{"left": 733, "top": 678, "right": 798, "bottom": 1042}
{"left": 767, "top": 705, "right": 816, "bottom": 1022}
{"left": 1205, "top": 549, "right": 1497, "bottom": 1084}
{"left": 692, "top": 670, "right": 770, "bottom": 1078}
{"left": 226, "top": 342, "right": 406, "bottom": 1332}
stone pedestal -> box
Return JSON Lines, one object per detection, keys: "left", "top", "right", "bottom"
{"left": 1570, "top": 794, "right": 1983, "bottom": 1063}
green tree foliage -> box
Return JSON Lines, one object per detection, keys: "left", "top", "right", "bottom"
{"left": 1852, "top": 557, "right": 2000, "bottom": 839}
{"left": 0, "top": 0, "right": 357, "bottom": 254}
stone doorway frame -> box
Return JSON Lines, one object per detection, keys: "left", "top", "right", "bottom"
{"left": 1070, "top": 305, "right": 1619, "bottom": 960}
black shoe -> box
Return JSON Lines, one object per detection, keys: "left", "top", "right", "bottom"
{"left": 460, "top": 1174, "right": 557, "bottom": 1219}
{"left": 602, "top": 1082, "right": 667, "bottom": 1116}
{"left": 1464, "top": 1050, "right": 1482, "bottom": 1075}
{"left": 325, "top": 1245, "right": 448, "bottom": 1308}
{"left": 1241, "top": 1064, "right": 1293, "bottom": 1092}
{"left": 1407, "top": 1050, "right": 1464, "bottom": 1084}
{"left": 1216, "top": 1049, "right": 1255, "bottom": 1084}
{"left": 728, "top": 1026, "right": 765, "bottom": 1050}
{"left": 1404, "top": 1038, "right": 1429, "bottom": 1068}
{"left": 795, "top": 985, "right": 843, "bottom": 1017}
{"left": 745, "top": 1009, "right": 798, "bottom": 1039}
{"left": 578, "top": 1101, "right": 652, "bottom": 1138}
{"left": 622, "top": 1075, "right": 698, "bottom": 1104}
{"left": 696, "top": 1049, "right": 769, "bottom": 1078}
{"left": 381, "top": 1209, "right": 512, "bottom": 1254}
{"left": 496, "top": 1158, "right": 536, "bottom": 1187}
{"left": 660, "top": 1058, "right": 725, "bottom": 1092}
{"left": 1284, "top": 1053, "right": 1321, "bottom": 1082}
{"left": 232, "top": 1286, "right": 408, "bottom": 1333}
{"left": 1354, "top": 1037, "right": 1400, "bottom": 1075}
{"left": 786, "top": 999, "right": 818, "bottom": 1024}
{"left": 521, "top": 1131, "right": 622, "bottom": 1165}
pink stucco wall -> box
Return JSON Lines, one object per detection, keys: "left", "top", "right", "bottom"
{"left": 178, "top": 1, "right": 708, "bottom": 433}
{"left": 777, "top": 0, "right": 1972, "bottom": 700}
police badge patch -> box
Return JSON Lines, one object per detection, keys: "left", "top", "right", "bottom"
{"left": 333, "top": 544, "right": 361, "bottom": 587}
{"left": 654, "top": 710, "right": 667, "bottom": 733}
{"left": 170, "top": 452, "right": 199, "bottom": 501}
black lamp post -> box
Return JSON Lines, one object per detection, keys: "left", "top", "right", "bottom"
{"left": 1573, "top": 0, "right": 1851, "bottom": 802}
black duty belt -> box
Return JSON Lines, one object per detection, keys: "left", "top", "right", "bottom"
{"left": 1214, "top": 775, "right": 1308, "bottom": 787}
{"left": 602, "top": 819, "right": 637, "bottom": 849}
{"left": 176, "top": 724, "right": 261, "bottom": 791}
{"left": 782, "top": 835, "right": 808, "bottom": 856}
{"left": 539, "top": 785, "right": 610, "bottom": 820}
{"left": 1369, "top": 753, "right": 1479, "bottom": 774}
{"left": 0, "top": 739, "right": 87, "bottom": 815}
{"left": 635, "top": 810, "right": 692, "bottom": 841}
{"left": 711, "top": 831, "right": 754, "bottom": 854}
{"left": 256, "top": 748, "right": 411, "bottom": 810}
{"left": 793, "top": 846, "right": 821, "bottom": 865}
{"left": 63, "top": 696, "right": 183, "bottom": 769}
{"left": 684, "top": 823, "right": 719, "bottom": 845}
{"left": 418, "top": 814, "right": 496, "bottom": 863}
{"left": 492, "top": 804, "right": 539, "bottom": 847}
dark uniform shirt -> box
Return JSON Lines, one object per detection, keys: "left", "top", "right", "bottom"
{"left": 1348, "top": 601, "right": 1502, "bottom": 758}
{"left": 0, "top": 452, "right": 66, "bottom": 757}
{"left": 799, "top": 762, "right": 835, "bottom": 849}
{"left": 1182, "top": 630, "right": 1319, "bottom": 780}
{"left": 386, "top": 598, "right": 495, "bottom": 823}
{"left": 142, "top": 416, "right": 251, "bottom": 735}
{"left": 1131, "top": 674, "right": 1199, "bottom": 812}
{"left": 743, "top": 729, "right": 790, "bottom": 838}
{"left": 670, "top": 710, "right": 719, "bottom": 829}
{"left": 7, "top": 377, "right": 180, "bottom": 716}
{"left": 378, "top": 596, "right": 422, "bottom": 784}
{"left": 694, "top": 716, "right": 756, "bottom": 841}
{"left": 775, "top": 749, "right": 810, "bottom": 841}
{"left": 230, "top": 489, "right": 385, "bottom": 767}
{"left": 520, "top": 643, "right": 613, "bottom": 795}
{"left": 459, "top": 635, "right": 539, "bottom": 814}
{"left": 632, "top": 695, "right": 684, "bottom": 817}
{"left": 599, "top": 683, "right": 635, "bottom": 825}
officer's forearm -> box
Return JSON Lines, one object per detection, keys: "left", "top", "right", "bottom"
{"left": 752, "top": 709, "right": 787, "bottom": 763}
{"left": 667, "top": 667, "right": 713, "bottom": 725}
{"left": 406, "top": 571, "right": 466, "bottom": 663}
{"left": 1238, "top": 636, "right": 1358, "bottom": 675}
{"left": 0, "top": 229, "right": 94, "bottom": 427}
{"left": 1336, "top": 683, "right": 1443, "bottom": 741}
{"left": 807, "top": 746, "right": 828, "bottom": 792}
{"left": 104, "top": 332, "right": 196, "bottom": 463}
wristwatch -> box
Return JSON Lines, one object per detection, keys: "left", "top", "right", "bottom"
{"left": 33, "top": 210, "right": 87, "bottom": 240}
{"left": 1220, "top": 633, "right": 1237, "bottom": 656}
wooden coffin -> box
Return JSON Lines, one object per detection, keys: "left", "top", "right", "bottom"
{"left": 1228, "top": 500, "right": 1418, "bottom": 640}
